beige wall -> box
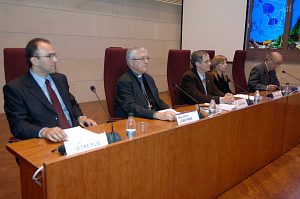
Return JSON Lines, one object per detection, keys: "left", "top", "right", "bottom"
{"left": 0, "top": 0, "right": 181, "bottom": 113}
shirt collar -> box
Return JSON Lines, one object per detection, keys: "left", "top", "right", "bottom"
{"left": 197, "top": 70, "right": 205, "bottom": 81}
{"left": 131, "top": 69, "right": 143, "bottom": 79}
{"left": 264, "top": 61, "right": 270, "bottom": 72}
{"left": 30, "top": 69, "right": 52, "bottom": 87}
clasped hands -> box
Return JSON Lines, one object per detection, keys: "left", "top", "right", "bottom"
{"left": 221, "top": 93, "right": 235, "bottom": 104}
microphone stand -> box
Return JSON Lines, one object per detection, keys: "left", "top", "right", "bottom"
{"left": 282, "top": 71, "right": 300, "bottom": 82}
{"left": 228, "top": 79, "right": 253, "bottom": 105}
{"left": 172, "top": 83, "right": 204, "bottom": 119}
{"left": 90, "top": 86, "right": 121, "bottom": 144}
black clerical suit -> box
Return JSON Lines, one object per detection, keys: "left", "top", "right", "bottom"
{"left": 114, "top": 69, "right": 169, "bottom": 118}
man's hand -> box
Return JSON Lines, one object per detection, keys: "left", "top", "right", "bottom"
{"left": 221, "top": 93, "right": 235, "bottom": 104}
{"left": 267, "top": 85, "right": 277, "bottom": 91}
{"left": 154, "top": 110, "right": 177, "bottom": 121}
{"left": 78, "top": 117, "right": 97, "bottom": 127}
{"left": 41, "top": 127, "right": 68, "bottom": 142}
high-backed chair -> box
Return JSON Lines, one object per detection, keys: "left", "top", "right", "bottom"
{"left": 167, "top": 49, "right": 191, "bottom": 107}
{"left": 232, "top": 50, "right": 248, "bottom": 93}
{"left": 103, "top": 47, "right": 128, "bottom": 119}
{"left": 3, "top": 48, "right": 29, "bottom": 143}
{"left": 201, "top": 50, "right": 215, "bottom": 60}
{"left": 4, "top": 48, "right": 28, "bottom": 83}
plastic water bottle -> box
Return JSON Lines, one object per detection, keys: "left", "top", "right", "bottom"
{"left": 126, "top": 113, "right": 136, "bottom": 140}
{"left": 284, "top": 83, "right": 290, "bottom": 96}
{"left": 254, "top": 88, "right": 260, "bottom": 103}
{"left": 209, "top": 97, "right": 216, "bottom": 115}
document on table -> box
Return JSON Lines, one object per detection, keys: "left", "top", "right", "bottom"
{"left": 234, "top": 94, "right": 254, "bottom": 101}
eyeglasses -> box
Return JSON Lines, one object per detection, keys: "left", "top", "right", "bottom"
{"left": 271, "top": 59, "right": 281, "bottom": 67}
{"left": 132, "top": 57, "right": 150, "bottom": 62}
{"left": 34, "top": 53, "right": 58, "bottom": 60}
{"left": 202, "top": 59, "right": 211, "bottom": 64}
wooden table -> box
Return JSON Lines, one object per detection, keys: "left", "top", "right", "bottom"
{"left": 6, "top": 92, "right": 300, "bottom": 199}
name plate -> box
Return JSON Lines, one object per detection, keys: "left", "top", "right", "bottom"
{"left": 64, "top": 132, "right": 108, "bottom": 156}
{"left": 234, "top": 99, "right": 248, "bottom": 109}
{"left": 272, "top": 91, "right": 283, "bottom": 99}
{"left": 176, "top": 110, "right": 199, "bottom": 125}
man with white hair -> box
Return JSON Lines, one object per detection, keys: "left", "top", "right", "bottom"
{"left": 114, "top": 47, "right": 176, "bottom": 121}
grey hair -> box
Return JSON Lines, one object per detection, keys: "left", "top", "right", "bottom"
{"left": 126, "top": 47, "right": 147, "bottom": 66}
{"left": 191, "top": 50, "right": 208, "bottom": 68}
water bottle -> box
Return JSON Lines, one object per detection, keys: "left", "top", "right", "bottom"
{"left": 284, "top": 83, "right": 290, "bottom": 96}
{"left": 209, "top": 97, "right": 216, "bottom": 115}
{"left": 254, "top": 88, "right": 260, "bottom": 103}
{"left": 126, "top": 113, "right": 136, "bottom": 140}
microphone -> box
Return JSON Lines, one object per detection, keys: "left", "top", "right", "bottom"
{"left": 172, "top": 83, "right": 204, "bottom": 119}
{"left": 281, "top": 71, "right": 299, "bottom": 92}
{"left": 228, "top": 79, "right": 253, "bottom": 105}
{"left": 282, "top": 71, "right": 300, "bottom": 82}
{"left": 90, "top": 86, "right": 121, "bottom": 144}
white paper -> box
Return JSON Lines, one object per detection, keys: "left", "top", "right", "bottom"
{"left": 158, "top": 108, "right": 180, "bottom": 114}
{"left": 63, "top": 127, "right": 108, "bottom": 156}
{"left": 217, "top": 104, "right": 236, "bottom": 110}
{"left": 234, "top": 94, "right": 254, "bottom": 101}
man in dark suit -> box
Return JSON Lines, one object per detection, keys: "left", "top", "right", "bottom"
{"left": 3, "top": 38, "right": 96, "bottom": 142}
{"left": 248, "top": 52, "right": 282, "bottom": 92}
{"left": 177, "top": 51, "right": 234, "bottom": 105}
{"left": 114, "top": 47, "right": 177, "bottom": 121}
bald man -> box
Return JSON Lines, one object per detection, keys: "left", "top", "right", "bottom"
{"left": 248, "top": 52, "right": 283, "bottom": 92}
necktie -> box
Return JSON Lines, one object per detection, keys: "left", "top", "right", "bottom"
{"left": 202, "top": 77, "right": 205, "bottom": 84}
{"left": 45, "top": 79, "right": 71, "bottom": 129}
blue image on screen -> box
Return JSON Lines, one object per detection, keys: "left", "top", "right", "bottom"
{"left": 250, "top": 0, "right": 287, "bottom": 43}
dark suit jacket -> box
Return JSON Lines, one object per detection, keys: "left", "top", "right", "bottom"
{"left": 248, "top": 62, "right": 280, "bottom": 92}
{"left": 114, "top": 69, "right": 169, "bottom": 118}
{"left": 177, "top": 68, "right": 225, "bottom": 104}
{"left": 3, "top": 71, "right": 83, "bottom": 140}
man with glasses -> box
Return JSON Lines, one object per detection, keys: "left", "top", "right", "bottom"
{"left": 114, "top": 47, "right": 177, "bottom": 121}
{"left": 3, "top": 38, "right": 97, "bottom": 142}
{"left": 177, "top": 50, "right": 234, "bottom": 105}
{"left": 248, "top": 52, "right": 282, "bottom": 92}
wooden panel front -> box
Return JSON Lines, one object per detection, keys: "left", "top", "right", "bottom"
{"left": 282, "top": 92, "right": 300, "bottom": 153}
{"left": 41, "top": 97, "right": 287, "bottom": 199}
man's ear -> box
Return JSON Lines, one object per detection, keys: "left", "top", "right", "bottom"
{"left": 30, "top": 56, "right": 38, "bottom": 66}
{"left": 129, "top": 59, "right": 133, "bottom": 67}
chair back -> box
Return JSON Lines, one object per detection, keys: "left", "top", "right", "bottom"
{"left": 167, "top": 49, "right": 191, "bottom": 107}
{"left": 4, "top": 48, "right": 29, "bottom": 142}
{"left": 201, "top": 50, "right": 215, "bottom": 60}
{"left": 4, "top": 48, "right": 29, "bottom": 83}
{"left": 232, "top": 50, "right": 248, "bottom": 93}
{"left": 104, "top": 47, "right": 128, "bottom": 117}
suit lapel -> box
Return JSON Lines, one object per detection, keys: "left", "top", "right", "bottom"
{"left": 128, "top": 71, "right": 148, "bottom": 108}
{"left": 143, "top": 74, "right": 161, "bottom": 108}
{"left": 192, "top": 68, "right": 206, "bottom": 94}
{"left": 25, "top": 72, "right": 54, "bottom": 111}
